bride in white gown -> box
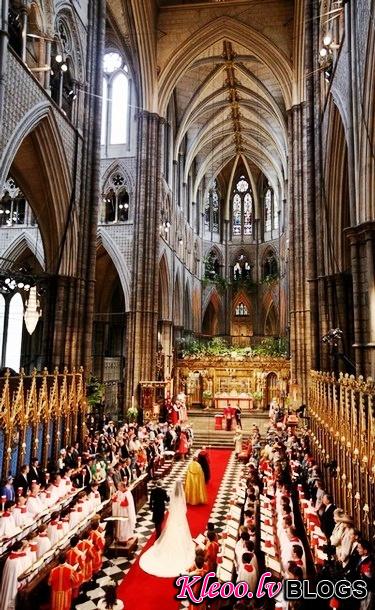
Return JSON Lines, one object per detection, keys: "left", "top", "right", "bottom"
{"left": 139, "top": 480, "right": 195, "bottom": 577}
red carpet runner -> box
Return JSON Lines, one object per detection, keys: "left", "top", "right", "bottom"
{"left": 118, "top": 449, "right": 231, "bottom": 610}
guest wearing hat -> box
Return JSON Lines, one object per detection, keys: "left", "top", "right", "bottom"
{"left": 331, "top": 510, "right": 353, "bottom": 558}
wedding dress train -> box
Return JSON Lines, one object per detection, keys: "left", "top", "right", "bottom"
{"left": 139, "top": 480, "right": 195, "bottom": 577}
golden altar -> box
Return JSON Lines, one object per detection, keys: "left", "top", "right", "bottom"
{"left": 176, "top": 355, "right": 290, "bottom": 409}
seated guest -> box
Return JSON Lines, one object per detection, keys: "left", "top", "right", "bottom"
{"left": 97, "top": 584, "right": 124, "bottom": 610}
{"left": 237, "top": 552, "right": 258, "bottom": 593}
{"left": 34, "top": 525, "right": 52, "bottom": 559}
{"left": 48, "top": 552, "right": 80, "bottom": 610}
{"left": 205, "top": 531, "right": 219, "bottom": 572}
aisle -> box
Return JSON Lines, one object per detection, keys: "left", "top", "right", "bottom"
{"left": 117, "top": 449, "right": 231, "bottom": 610}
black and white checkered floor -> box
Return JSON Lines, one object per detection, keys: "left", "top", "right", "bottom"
{"left": 74, "top": 451, "right": 241, "bottom": 610}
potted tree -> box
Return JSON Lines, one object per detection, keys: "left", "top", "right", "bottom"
{"left": 202, "top": 390, "right": 213, "bottom": 410}
{"left": 252, "top": 390, "right": 263, "bottom": 410}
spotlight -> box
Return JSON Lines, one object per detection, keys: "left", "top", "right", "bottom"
{"left": 319, "top": 48, "right": 328, "bottom": 57}
{"left": 124, "top": 203, "right": 129, "bottom": 210}
{"left": 4, "top": 278, "right": 10, "bottom": 284}
{"left": 61, "top": 63, "right": 68, "bottom": 72}
{"left": 323, "top": 33, "right": 332, "bottom": 46}
{"left": 17, "top": 282, "right": 24, "bottom": 289}
{"left": 166, "top": 221, "right": 171, "bottom": 228}
{"left": 55, "top": 54, "right": 63, "bottom": 63}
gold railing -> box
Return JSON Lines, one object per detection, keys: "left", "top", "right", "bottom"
{"left": 308, "top": 371, "right": 375, "bottom": 537}
{"left": 0, "top": 368, "right": 87, "bottom": 477}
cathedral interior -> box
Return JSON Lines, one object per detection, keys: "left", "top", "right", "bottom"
{"left": 0, "top": 0, "right": 374, "bottom": 608}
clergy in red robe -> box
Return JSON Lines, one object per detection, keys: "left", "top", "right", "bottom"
{"left": 89, "top": 521, "right": 105, "bottom": 572}
{"left": 65, "top": 536, "right": 85, "bottom": 598}
{"left": 48, "top": 553, "right": 80, "bottom": 610}
{"left": 204, "top": 532, "right": 219, "bottom": 572}
{"left": 77, "top": 535, "right": 95, "bottom": 582}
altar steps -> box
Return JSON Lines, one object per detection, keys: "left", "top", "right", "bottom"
{"left": 192, "top": 430, "right": 240, "bottom": 449}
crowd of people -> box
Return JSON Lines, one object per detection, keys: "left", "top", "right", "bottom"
{"left": 0, "top": 415, "right": 195, "bottom": 610}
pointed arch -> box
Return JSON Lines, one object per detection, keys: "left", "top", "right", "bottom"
{"left": 202, "top": 289, "right": 222, "bottom": 337}
{"left": 173, "top": 271, "right": 183, "bottom": 327}
{"left": 0, "top": 231, "right": 45, "bottom": 269}
{"left": 96, "top": 227, "right": 131, "bottom": 311}
{"left": 158, "top": 253, "right": 171, "bottom": 320}
{"left": 183, "top": 280, "right": 192, "bottom": 331}
{"left": 101, "top": 160, "right": 135, "bottom": 195}
{"left": 0, "top": 105, "right": 73, "bottom": 272}
{"left": 264, "top": 301, "right": 279, "bottom": 336}
{"left": 158, "top": 16, "right": 293, "bottom": 115}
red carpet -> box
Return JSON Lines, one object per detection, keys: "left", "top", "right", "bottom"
{"left": 118, "top": 449, "right": 231, "bottom": 610}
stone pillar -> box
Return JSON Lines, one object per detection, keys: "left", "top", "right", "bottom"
{"left": 346, "top": 221, "right": 375, "bottom": 377}
{"left": 125, "top": 112, "right": 164, "bottom": 411}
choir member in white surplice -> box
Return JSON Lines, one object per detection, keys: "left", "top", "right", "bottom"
{"left": 0, "top": 541, "right": 32, "bottom": 610}
{"left": 0, "top": 507, "right": 19, "bottom": 539}
{"left": 112, "top": 482, "right": 136, "bottom": 543}
{"left": 34, "top": 525, "right": 52, "bottom": 559}
{"left": 26, "top": 484, "right": 44, "bottom": 517}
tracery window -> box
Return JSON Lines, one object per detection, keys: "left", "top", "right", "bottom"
{"left": 232, "top": 176, "right": 253, "bottom": 238}
{"left": 101, "top": 172, "right": 130, "bottom": 223}
{"left": 233, "top": 253, "right": 252, "bottom": 281}
{"left": 235, "top": 302, "right": 248, "bottom": 316}
{"left": 204, "top": 250, "right": 221, "bottom": 280}
{"left": 263, "top": 251, "right": 278, "bottom": 279}
{"left": 50, "top": 17, "right": 76, "bottom": 120}
{"left": 101, "top": 52, "right": 130, "bottom": 146}
{"left": 0, "top": 178, "right": 34, "bottom": 226}
{"left": 204, "top": 181, "right": 220, "bottom": 233}
{"left": 263, "top": 186, "right": 279, "bottom": 234}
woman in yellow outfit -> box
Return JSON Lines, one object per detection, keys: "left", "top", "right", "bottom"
{"left": 184, "top": 457, "right": 208, "bottom": 505}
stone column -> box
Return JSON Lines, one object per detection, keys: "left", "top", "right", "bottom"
{"left": 346, "top": 221, "right": 375, "bottom": 377}
{"left": 125, "top": 111, "right": 164, "bottom": 411}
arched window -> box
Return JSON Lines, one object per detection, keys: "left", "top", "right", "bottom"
{"left": 232, "top": 176, "right": 254, "bottom": 238}
{"left": 204, "top": 181, "right": 220, "bottom": 233}
{"left": 0, "top": 177, "right": 33, "bottom": 226}
{"left": 264, "top": 188, "right": 272, "bottom": 232}
{"left": 233, "top": 253, "right": 252, "bottom": 281}
{"left": 204, "top": 250, "right": 220, "bottom": 280}
{"left": 263, "top": 185, "right": 279, "bottom": 234}
{"left": 50, "top": 18, "right": 77, "bottom": 120}
{"left": 6, "top": 293, "right": 23, "bottom": 370}
{"left": 263, "top": 251, "right": 278, "bottom": 279}
{"left": 101, "top": 171, "right": 130, "bottom": 223}
{"left": 235, "top": 302, "right": 248, "bottom": 316}
{"left": 102, "top": 52, "right": 130, "bottom": 147}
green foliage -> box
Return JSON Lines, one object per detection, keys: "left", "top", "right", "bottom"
{"left": 261, "top": 273, "right": 279, "bottom": 285}
{"left": 180, "top": 336, "right": 288, "bottom": 359}
{"left": 201, "top": 275, "right": 230, "bottom": 293}
{"left": 232, "top": 276, "right": 256, "bottom": 293}
{"left": 252, "top": 390, "right": 263, "bottom": 401}
{"left": 251, "top": 337, "right": 288, "bottom": 357}
{"left": 86, "top": 375, "right": 105, "bottom": 408}
{"left": 127, "top": 405, "right": 138, "bottom": 422}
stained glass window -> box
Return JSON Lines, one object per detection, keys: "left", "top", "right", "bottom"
{"left": 235, "top": 302, "right": 248, "bottom": 316}
{"left": 232, "top": 176, "right": 254, "bottom": 238}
